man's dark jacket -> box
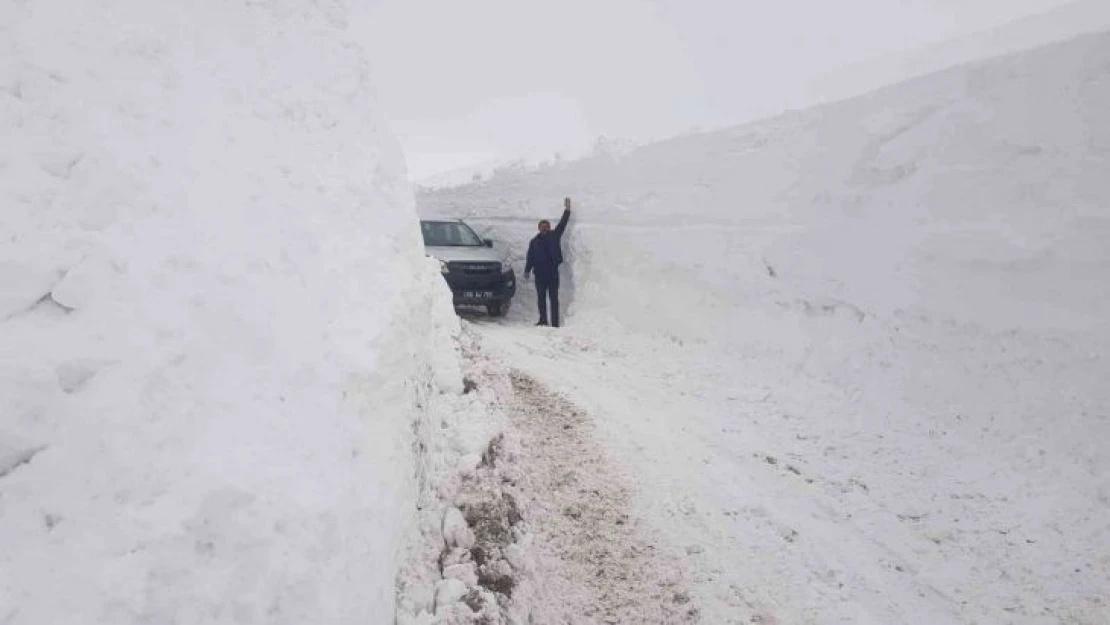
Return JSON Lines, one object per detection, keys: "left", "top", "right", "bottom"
{"left": 525, "top": 209, "right": 570, "bottom": 281}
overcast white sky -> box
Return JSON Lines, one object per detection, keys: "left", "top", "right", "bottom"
{"left": 364, "top": 0, "right": 1083, "bottom": 181}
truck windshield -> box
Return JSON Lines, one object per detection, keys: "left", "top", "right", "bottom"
{"left": 420, "top": 221, "right": 484, "bottom": 247}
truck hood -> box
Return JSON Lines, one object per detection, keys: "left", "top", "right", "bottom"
{"left": 424, "top": 245, "right": 506, "bottom": 264}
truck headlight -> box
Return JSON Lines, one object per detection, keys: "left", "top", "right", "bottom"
{"left": 439, "top": 259, "right": 449, "bottom": 274}
{"left": 500, "top": 259, "right": 511, "bottom": 273}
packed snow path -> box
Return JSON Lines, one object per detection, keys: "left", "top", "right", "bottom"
{"left": 471, "top": 315, "right": 1107, "bottom": 625}
{"left": 505, "top": 371, "right": 698, "bottom": 624}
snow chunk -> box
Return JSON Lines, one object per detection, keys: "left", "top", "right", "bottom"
{"left": 50, "top": 251, "right": 123, "bottom": 312}
{"left": 443, "top": 562, "right": 479, "bottom": 587}
{"left": 443, "top": 506, "right": 476, "bottom": 550}
{"left": 398, "top": 582, "right": 434, "bottom": 618}
{"left": 434, "top": 578, "right": 468, "bottom": 613}
{"left": 457, "top": 453, "right": 482, "bottom": 477}
{"left": 503, "top": 543, "right": 528, "bottom": 572}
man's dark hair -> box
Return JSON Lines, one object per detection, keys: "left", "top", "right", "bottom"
{"left": 538, "top": 219, "right": 551, "bottom": 228}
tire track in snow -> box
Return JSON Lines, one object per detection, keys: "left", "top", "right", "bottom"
{"left": 507, "top": 371, "right": 699, "bottom": 624}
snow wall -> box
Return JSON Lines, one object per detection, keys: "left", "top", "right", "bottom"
{"left": 1, "top": 2, "right": 463, "bottom": 622}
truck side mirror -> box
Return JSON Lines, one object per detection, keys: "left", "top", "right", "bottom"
{"left": 483, "top": 239, "right": 493, "bottom": 247}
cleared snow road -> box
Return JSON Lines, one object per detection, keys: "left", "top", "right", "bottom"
{"left": 504, "top": 371, "right": 698, "bottom": 624}
{"left": 474, "top": 319, "right": 970, "bottom": 625}
{"left": 470, "top": 301, "right": 1108, "bottom": 624}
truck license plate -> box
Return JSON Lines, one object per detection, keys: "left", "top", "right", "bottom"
{"left": 464, "top": 291, "right": 493, "bottom": 299}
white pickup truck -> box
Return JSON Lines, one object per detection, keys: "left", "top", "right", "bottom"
{"left": 420, "top": 219, "right": 516, "bottom": 317}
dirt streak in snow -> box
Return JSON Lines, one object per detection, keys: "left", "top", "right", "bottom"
{"left": 508, "top": 371, "right": 698, "bottom": 624}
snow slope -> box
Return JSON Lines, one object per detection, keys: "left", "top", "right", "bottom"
{"left": 811, "top": 0, "right": 1110, "bottom": 106}
{"left": 0, "top": 2, "right": 465, "bottom": 623}
{"left": 419, "top": 33, "right": 1110, "bottom": 624}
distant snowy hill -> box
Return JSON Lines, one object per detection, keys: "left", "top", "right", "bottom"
{"left": 810, "top": 0, "right": 1110, "bottom": 105}
{"left": 420, "top": 33, "right": 1110, "bottom": 623}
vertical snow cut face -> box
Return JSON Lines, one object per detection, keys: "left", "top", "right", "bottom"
{"left": 0, "top": 1, "right": 457, "bottom": 623}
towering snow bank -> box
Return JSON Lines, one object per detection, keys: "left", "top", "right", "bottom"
{"left": 0, "top": 2, "right": 458, "bottom": 622}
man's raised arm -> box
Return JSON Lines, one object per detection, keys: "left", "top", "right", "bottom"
{"left": 554, "top": 197, "right": 572, "bottom": 235}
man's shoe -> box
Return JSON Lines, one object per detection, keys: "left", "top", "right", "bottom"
{"left": 535, "top": 320, "right": 548, "bottom": 326}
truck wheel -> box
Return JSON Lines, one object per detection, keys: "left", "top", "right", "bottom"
{"left": 487, "top": 301, "right": 509, "bottom": 317}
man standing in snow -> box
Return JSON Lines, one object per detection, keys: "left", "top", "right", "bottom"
{"left": 524, "top": 197, "right": 572, "bottom": 327}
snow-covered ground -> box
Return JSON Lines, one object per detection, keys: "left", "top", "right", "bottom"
{"left": 419, "top": 33, "right": 1110, "bottom": 624}
{"left": 0, "top": 2, "right": 490, "bottom": 623}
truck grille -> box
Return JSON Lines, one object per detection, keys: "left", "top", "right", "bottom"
{"left": 447, "top": 261, "right": 500, "bottom": 276}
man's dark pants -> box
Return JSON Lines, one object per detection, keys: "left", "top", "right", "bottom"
{"left": 536, "top": 273, "right": 560, "bottom": 327}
